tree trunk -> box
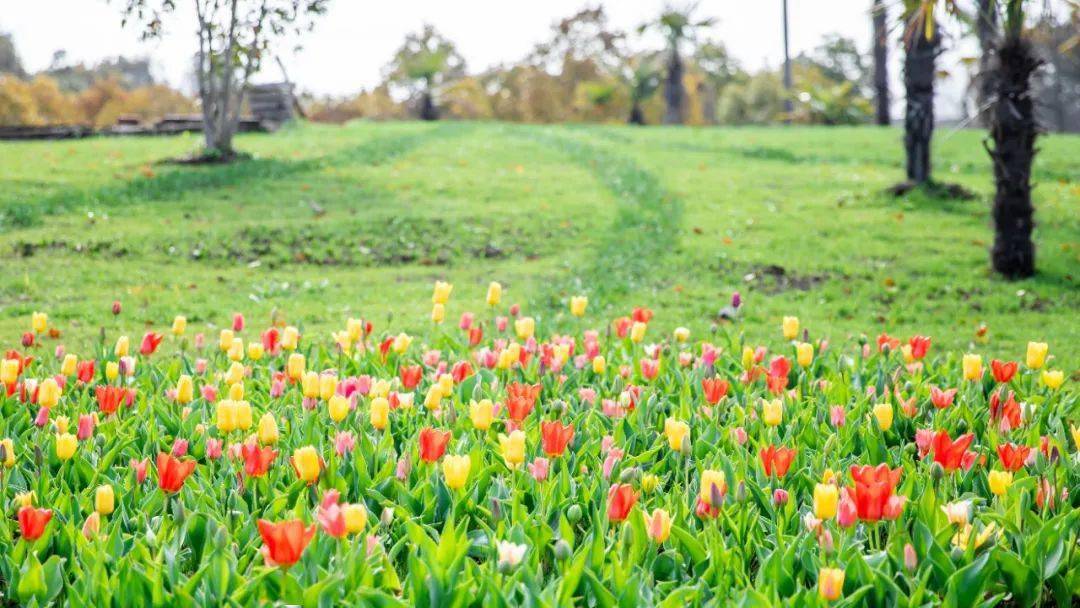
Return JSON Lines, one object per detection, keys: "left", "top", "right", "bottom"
{"left": 419, "top": 88, "right": 439, "bottom": 121}
{"left": 989, "top": 36, "right": 1040, "bottom": 279}
{"left": 628, "top": 102, "right": 645, "bottom": 125}
{"left": 903, "top": 31, "right": 939, "bottom": 184}
{"left": 663, "top": 47, "right": 684, "bottom": 125}
{"left": 700, "top": 81, "right": 717, "bottom": 124}
{"left": 974, "top": 0, "right": 998, "bottom": 128}
{"left": 872, "top": 0, "right": 890, "bottom": 125}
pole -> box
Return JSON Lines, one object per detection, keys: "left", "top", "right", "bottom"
{"left": 782, "top": 0, "right": 793, "bottom": 120}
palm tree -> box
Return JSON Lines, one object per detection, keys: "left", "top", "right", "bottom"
{"left": 988, "top": 0, "right": 1041, "bottom": 278}
{"left": 872, "top": 0, "right": 890, "bottom": 125}
{"left": 624, "top": 56, "right": 662, "bottom": 125}
{"left": 974, "top": 0, "right": 999, "bottom": 127}
{"left": 640, "top": 3, "right": 715, "bottom": 125}
{"left": 898, "top": 1, "right": 947, "bottom": 187}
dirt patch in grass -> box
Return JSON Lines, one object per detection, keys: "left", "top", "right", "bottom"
{"left": 740, "top": 264, "right": 833, "bottom": 294}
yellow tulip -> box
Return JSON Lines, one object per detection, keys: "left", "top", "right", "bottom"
{"left": 741, "top": 346, "right": 754, "bottom": 369}
{"left": 320, "top": 374, "right": 338, "bottom": 401}
{"left": 818, "top": 567, "right": 845, "bottom": 602}
{"left": 328, "top": 395, "right": 349, "bottom": 422}
{"left": 486, "top": 281, "right": 502, "bottom": 306}
{"left": 38, "top": 378, "right": 61, "bottom": 408}
{"left": 873, "top": 402, "right": 893, "bottom": 431}
{"left": 515, "top": 317, "right": 535, "bottom": 340}
{"left": 699, "top": 469, "right": 726, "bottom": 506}
{"left": 962, "top": 354, "right": 983, "bottom": 381}
{"left": 287, "top": 353, "right": 305, "bottom": 381}
{"left": 292, "top": 446, "right": 322, "bottom": 483}
{"left": 229, "top": 382, "right": 244, "bottom": 401}
{"left": 796, "top": 342, "right": 813, "bottom": 367}
{"left": 470, "top": 399, "right": 494, "bottom": 430}
{"left": 643, "top": 508, "right": 672, "bottom": 543}
{"left": 988, "top": 470, "right": 1013, "bottom": 496}
{"left": 235, "top": 400, "right": 252, "bottom": 430}
{"left": 941, "top": 500, "right": 971, "bottom": 526}
{"left": 106, "top": 361, "right": 119, "bottom": 381}
{"left": 343, "top": 503, "right": 368, "bottom": 534}
{"left": 442, "top": 454, "right": 471, "bottom": 489}
{"left": 301, "top": 371, "right": 319, "bottom": 399}
{"left": 171, "top": 315, "right": 187, "bottom": 336}
{"left": 641, "top": 473, "right": 659, "bottom": 493}
{"left": 1041, "top": 370, "right": 1064, "bottom": 390}
{"left": 1025, "top": 341, "right": 1048, "bottom": 369}
{"left": 31, "top": 311, "right": 48, "bottom": 333}
{"left": 431, "top": 303, "right": 445, "bottom": 324}
{"left": 176, "top": 375, "right": 194, "bottom": 404}
{"left": 592, "top": 355, "right": 606, "bottom": 374}
{"left": 499, "top": 430, "right": 526, "bottom": 468}
{"left": 16, "top": 491, "right": 35, "bottom": 508}
{"left": 663, "top": 418, "right": 690, "bottom": 451}
{"left": 217, "top": 400, "right": 239, "bottom": 433}
{"left": 370, "top": 379, "right": 391, "bottom": 399}
{"left": 673, "top": 327, "right": 690, "bottom": 343}
{"left": 570, "top": 296, "right": 588, "bottom": 317}
{"left": 281, "top": 326, "right": 300, "bottom": 351}
{"left": 432, "top": 281, "right": 453, "bottom": 304}
{"left": 424, "top": 385, "right": 442, "bottom": 410}
{"left": 370, "top": 397, "right": 390, "bottom": 430}
{"left": 95, "top": 484, "right": 115, "bottom": 516}
{"left": 1070, "top": 424, "right": 1080, "bottom": 451}
{"left": 900, "top": 344, "right": 914, "bottom": 363}
{"left": 1, "top": 359, "right": 18, "bottom": 385}
{"left": 1, "top": 437, "right": 14, "bottom": 468}
{"left": 218, "top": 329, "right": 234, "bottom": 352}
{"left": 258, "top": 413, "right": 279, "bottom": 444}
{"left": 115, "top": 335, "right": 130, "bottom": 357}
{"left": 951, "top": 523, "right": 998, "bottom": 550}
{"left": 782, "top": 316, "right": 800, "bottom": 341}
{"left": 56, "top": 433, "right": 77, "bottom": 460}
{"left": 629, "top": 321, "right": 646, "bottom": 343}
{"left": 814, "top": 483, "right": 838, "bottom": 519}
{"left": 225, "top": 361, "right": 244, "bottom": 385}
{"left": 392, "top": 333, "right": 412, "bottom": 354}
{"left": 227, "top": 338, "right": 244, "bottom": 361}
{"left": 762, "top": 399, "right": 783, "bottom": 427}
{"left": 247, "top": 343, "right": 264, "bottom": 360}
{"left": 61, "top": 353, "right": 78, "bottom": 376}
{"left": 346, "top": 318, "right": 365, "bottom": 342}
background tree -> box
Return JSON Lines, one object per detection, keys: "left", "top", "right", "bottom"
{"left": 895, "top": 1, "right": 952, "bottom": 189}
{"left": 384, "top": 25, "right": 465, "bottom": 121}
{"left": 974, "top": 0, "right": 999, "bottom": 127}
{"left": 621, "top": 54, "right": 661, "bottom": 125}
{"left": 118, "top": 0, "right": 329, "bottom": 160}
{"left": 1029, "top": 5, "right": 1079, "bottom": 133}
{"left": 694, "top": 41, "right": 742, "bottom": 123}
{"left": 872, "top": 0, "right": 890, "bottom": 125}
{"left": 988, "top": 0, "right": 1041, "bottom": 278}
{"left": 640, "top": 3, "right": 715, "bottom": 124}
{"left": 0, "top": 32, "right": 27, "bottom": 78}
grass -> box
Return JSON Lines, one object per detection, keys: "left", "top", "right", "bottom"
{"left": 0, "top": 120, "right": 1077, "bottom": 366}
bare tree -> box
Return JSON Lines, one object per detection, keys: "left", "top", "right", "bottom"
{"left": 117, "top": 0, "right": 328, "bottom": 160}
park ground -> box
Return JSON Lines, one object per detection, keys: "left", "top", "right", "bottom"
{"left": 0, "top": 121, "right": 1077, "bottom": 367}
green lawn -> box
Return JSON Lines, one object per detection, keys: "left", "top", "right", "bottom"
{"left": 1, "top": 121, "right": 1077, "bottom": 367}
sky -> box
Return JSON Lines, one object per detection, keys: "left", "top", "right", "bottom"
{"left": 2, "top": 0, "right": 997, "bottom": 119}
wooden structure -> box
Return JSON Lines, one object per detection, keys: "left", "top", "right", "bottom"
{"left": 245, "top": 82, "right": 299, "bottom": 126}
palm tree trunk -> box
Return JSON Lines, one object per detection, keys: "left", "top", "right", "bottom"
{"left": 903, "top": 31, "right": 939, "bottom": 184}
{"left": 989, "top": 35, "right": 1040, "bottom": 279}
{"left": 975, "top": 0, "right": 998, "bottom": 128}
{"left": 419, "top": 89, "right": 439, "bottom": 121}
{"left": 872, "top": 0, "right": 890, "bottom": 125}
{"left": 663, "top": 47, "right": 684, "bottom": 125}
{"left": 628, "top": 102, "right": 645, "bottom": 125}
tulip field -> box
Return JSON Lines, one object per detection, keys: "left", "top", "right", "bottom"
{"left": 0, "top": 123, "right": 1078, "bottom": 605}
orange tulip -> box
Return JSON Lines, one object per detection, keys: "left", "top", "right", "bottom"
{"left": 759, "top": 445, "right": 797, "bottom": 478}
{"left": 156, "top": 452, "right": 196, "bottom": 493}
{"left": 540, "top": 421, "right": 575, "bottom": 457}
{"left": 418, "top": 428, "right": 451, "bottom": 463}
{"left": 18, "top": 506, "right": 52, "bottom": 541}
{"left": 258, "top": 519, "right": 316, "bottom": 568}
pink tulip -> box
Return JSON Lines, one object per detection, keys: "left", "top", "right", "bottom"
{"left": 232, "top": 313, "right": 244, "bottom": 332}
{"left": 34, "top": 406, "right": 50, "bottom": 427}
{"left": 335, "top": 432, "right": 356, "bottom": 457}
{"left": 171, "top": 439, "right": 189, "bottom": 457}
{"left": 77, "top": 414, "right": 95, "bottom": 440}
{"left": 205, "top": 438, "right": 222, "bottom": 460}
{"left": 201, "top": 385, "right": 218, "bottom": 403}
{"left": 838, "top": 495, "right": 857, "bottom": 528}
{"left": 270, "top": 379, "right": 285, "bottom": 398}
{"left": 459, "top": 312, "right": 474, "bottom": 330}
{"left": 528, "top": 457, "right": 550, "bottom": 482}
{"left": 130, "top": 457, "right": 149, "bottom": 484}
{"left": 830, "top": 406, "right": 845, "bottom": 427}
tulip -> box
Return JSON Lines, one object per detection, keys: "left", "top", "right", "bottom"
{"left": 486, "top": 281, "right": 502, "bottom": 306}
{"left": 607, "top": 483, "right": 637, "bottom": 522}
{"left": 592, "top": 355, "right": 606, "bottom": 374}
{"left": 1071, "top": 424, "right": 1080, "bottom": 451}
{"left": 1041, "top": 370, "right": 1064, "bottom": 390}
{"left": 431, "top": 303, "right": 445, "bottom": 324}
{"left": 292, "top": 446, "right": 322, "bottom": 484}
{"left": 328, "top": 394, "right": 349, "bottom": 422}
{"left": 540, "top": 420, "right": 574, "bottom": 457}
{"left": 496, "top": 540, "right": 527, "bottom": 571}
{"left": 18, "top": 506, "right": 52, "bottom": 542}
{"left": 256, "top": 413, "right": 279, "bottom": 445}
{"left": 701, "top": 377, "right": 729, "bottom": 404}
{"left": 996, "top": 442, "right": 1030, "bottom": 472}
{"left": 38, "top": 378, "right": 61, "bottom": 408}
{"left": 699, "top": 469, "right": 726, "bottom": 506}
{"left": 392, "top": 332, "right": 412, "bottom": 354}
{"left": 795, "top": 342, "right": 813, "bottom": 367}
{"left": 469, "top": 399, "right": 494, "bottom": 430}
{"left": 418, "top": 428, "right": 451, "bottom": 463}
{"left": 818, "top": 567, "right": 845, "bottom": 601}
{"left": 629, "top": 321, "right": 646, "bottom": 343}
{"left": 61, "top": 353, "right": 77, "bottom": 376}
{"left": 31, "top": 311, "right": 48, "bottom": 333}
{"left": 814, "top": 483, "right": 839, "bottom": 519}
{"left": 242, "top": 442, "right": 277, "bottom": 477}
{"left": 1025, "top": 341, "right": 1048, "bottom": 369}
{"left": 664, "top": 418, "right": 690, "bottom": 451}
{"left": 2, "top": 358, "right": 20, "bottom": 385}
{"left": 781, "top": 316, "right": 799, "bottom": 341}
{"left": 762, "top": 399, "right": 783, "bottom": 426}
{"left": 941, "top": 500, "right": 971, "bottom": 525}
{"left": 156, "top": 452, "right": 196, "bottom": 493}
{"left": 930, "top": 430, "right": 976, "bottom": 472}
{"left": 170, "top": 315, "right": 187, "bottom": 336}
{"left": 105, "top": 361, "right": 119, "bottom": 381}
{"left": 56, "top": 432, "right": 77, "bottom": 460}
{"left": 570, "top": 296, "right": 588, "bottom": 317}
{"left": 176, "top": 375, "right": 194, "bottom": 404}
{"left": 1, "top": 437, "right": 13, "bottom": 468}
{"left": 95, "top": 484, "right": 115, "bottom": 515}
{"left": 962, "top": 354, "right": 983, "bottom": 381}
{"left": 499, "top": 430, "right": 526, "bottom": 468}
{"left": 988, "top": 470, "right": 1013, "bottom": 496}
{"left": 432, "top": 280, "right": 453, "bottom": 304}
{"left": 872, "top": 402, "right": 893, "bottom": 431}
{"left": 258, "top": 519, "right": 316, "bottom": 568}
{"left": 343, "top": 503, "right": 368, "bottom": 534}
{"left": 990, "top": 359, "right": 1017, "bottom": 383}
{"left": 847, "top": 464, "right": 902, "bottom": 521}
{"left": 759, "top": 445, "right": 797, "bottom": 478}
{"left": 280, "top": 326, "right": 300, "bottom": 351}
{"left": 442, "top": 454, "right": 471, "bottom": 490}
{"left": 644, "top": 508, "right": 672, "bottom": 542}
{"left": 515, "top": 317, "right": 535, "bottom": 340}
{"left": 286, "top": 353, "right": 305, "bottom": 382}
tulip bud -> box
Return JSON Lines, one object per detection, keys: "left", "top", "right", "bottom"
{"left": 553, "top": 539, "right": 572, "bottom": 561}
{"left": 930, "top": 462, "right": 945, "bottom": 482}
{"left": 111, "top": 300, "right": 122, "bottom": 315}
{"left": 903, "top": 543, "right": 918, "bottom": 571}
{"left": 735, "top": 480, "right": 746, "bottom": 503}
{"left": 566, "top": 504, "right": 582, "bottom": 524}
{"left": 380, "top": 507, "right": 394, "bottom": 528}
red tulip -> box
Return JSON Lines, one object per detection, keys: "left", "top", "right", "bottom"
{"left": 399, "top": 365, "right": 423, "bottom": 390}
{"left": 417, "top": 428, "right": 451, "bottom": 463}
{"left": 989, "top": 390, "right": 1021, "bottom": 431}
{"left": 876, "top": 333, "right": 900, "bottom": 352}
{"left": 76, "top": 360, "right": 95, "bottom": 383}
{"left": 908, "top": 335, "right": 931, "bottom": 360}
{"left": 990, "top": 359, "right": 1018, "bottom": 384}
{"left": 258, "top": 519, "right": 316, "bottom": 568}
{"left": 18, "top": 506, "right": 53, "bottom": 542}
{"left": 759, "top": 445, "right": 797, "bottom": 478}
{"left": 468, "top": 326, "right": 483, "bottom": 346}
{"left": 929, "top": 386, "right": 956, "bottom": 409}
{"left": 996, "top": 442, "right": 1030, "bottom": 472}
{"left": 613, "top": 316, "right": 632, "bottom": 338}
{"left": 631, "top": 307, "right": 653, "bottom": 323}
{"left": 261, "top": 328, "right": 280, "bottom": 355}
{"left": 139, "top": 332, "right": 164, "bottom": 356}
{"left": 506, "top": 396, "right": 534, "bottom": 422}
{"left": 111, "top": 300, "right": 122, "bottom": 315}
{"left": 848, "top": 464, "right": 903, "bottom": 522}
{"left": 702, "top": 377, "right": 730, "bottom": 405}
{"left": 507, "top": 382, "right": 540, "bottom": 405}
{"left": 930, "top": 431, "right": 976, "bottom": 472}
{"left": 232, "top": 313, "right": 245, "bottom": 332}
{"left": 242, "top": 443, "right": 278, "bottom": 478}
{"left": 607, "top": 483, "right": 637, "bottom": 522}
{"left": 156, "top": 452, "right": 196, "bottom": 493}
{"left": 540, "top": 421, "right": 575, "bottom": 457}
{"left": 640, "top": 357, "right": 660, "bottom": 380}
{"left": 95, "top": 385, "right": 130, "bottom": 415}
{"left": 451, "top": 361, "right": 473, "bottom": 383}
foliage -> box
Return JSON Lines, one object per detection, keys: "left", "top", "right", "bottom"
{"left": 384, "top": 24, "right": 466, "bottom": 117}
{"left": 0, "top": 74, "right": 193, "bottom": 127}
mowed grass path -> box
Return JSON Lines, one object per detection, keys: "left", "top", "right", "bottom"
{"left": 0, "top": 121, "right": 1077, "bottom": 367}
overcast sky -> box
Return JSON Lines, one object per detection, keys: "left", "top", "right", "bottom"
{"left": 3, "top": 0, "right": 1007, "bottom": 119}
